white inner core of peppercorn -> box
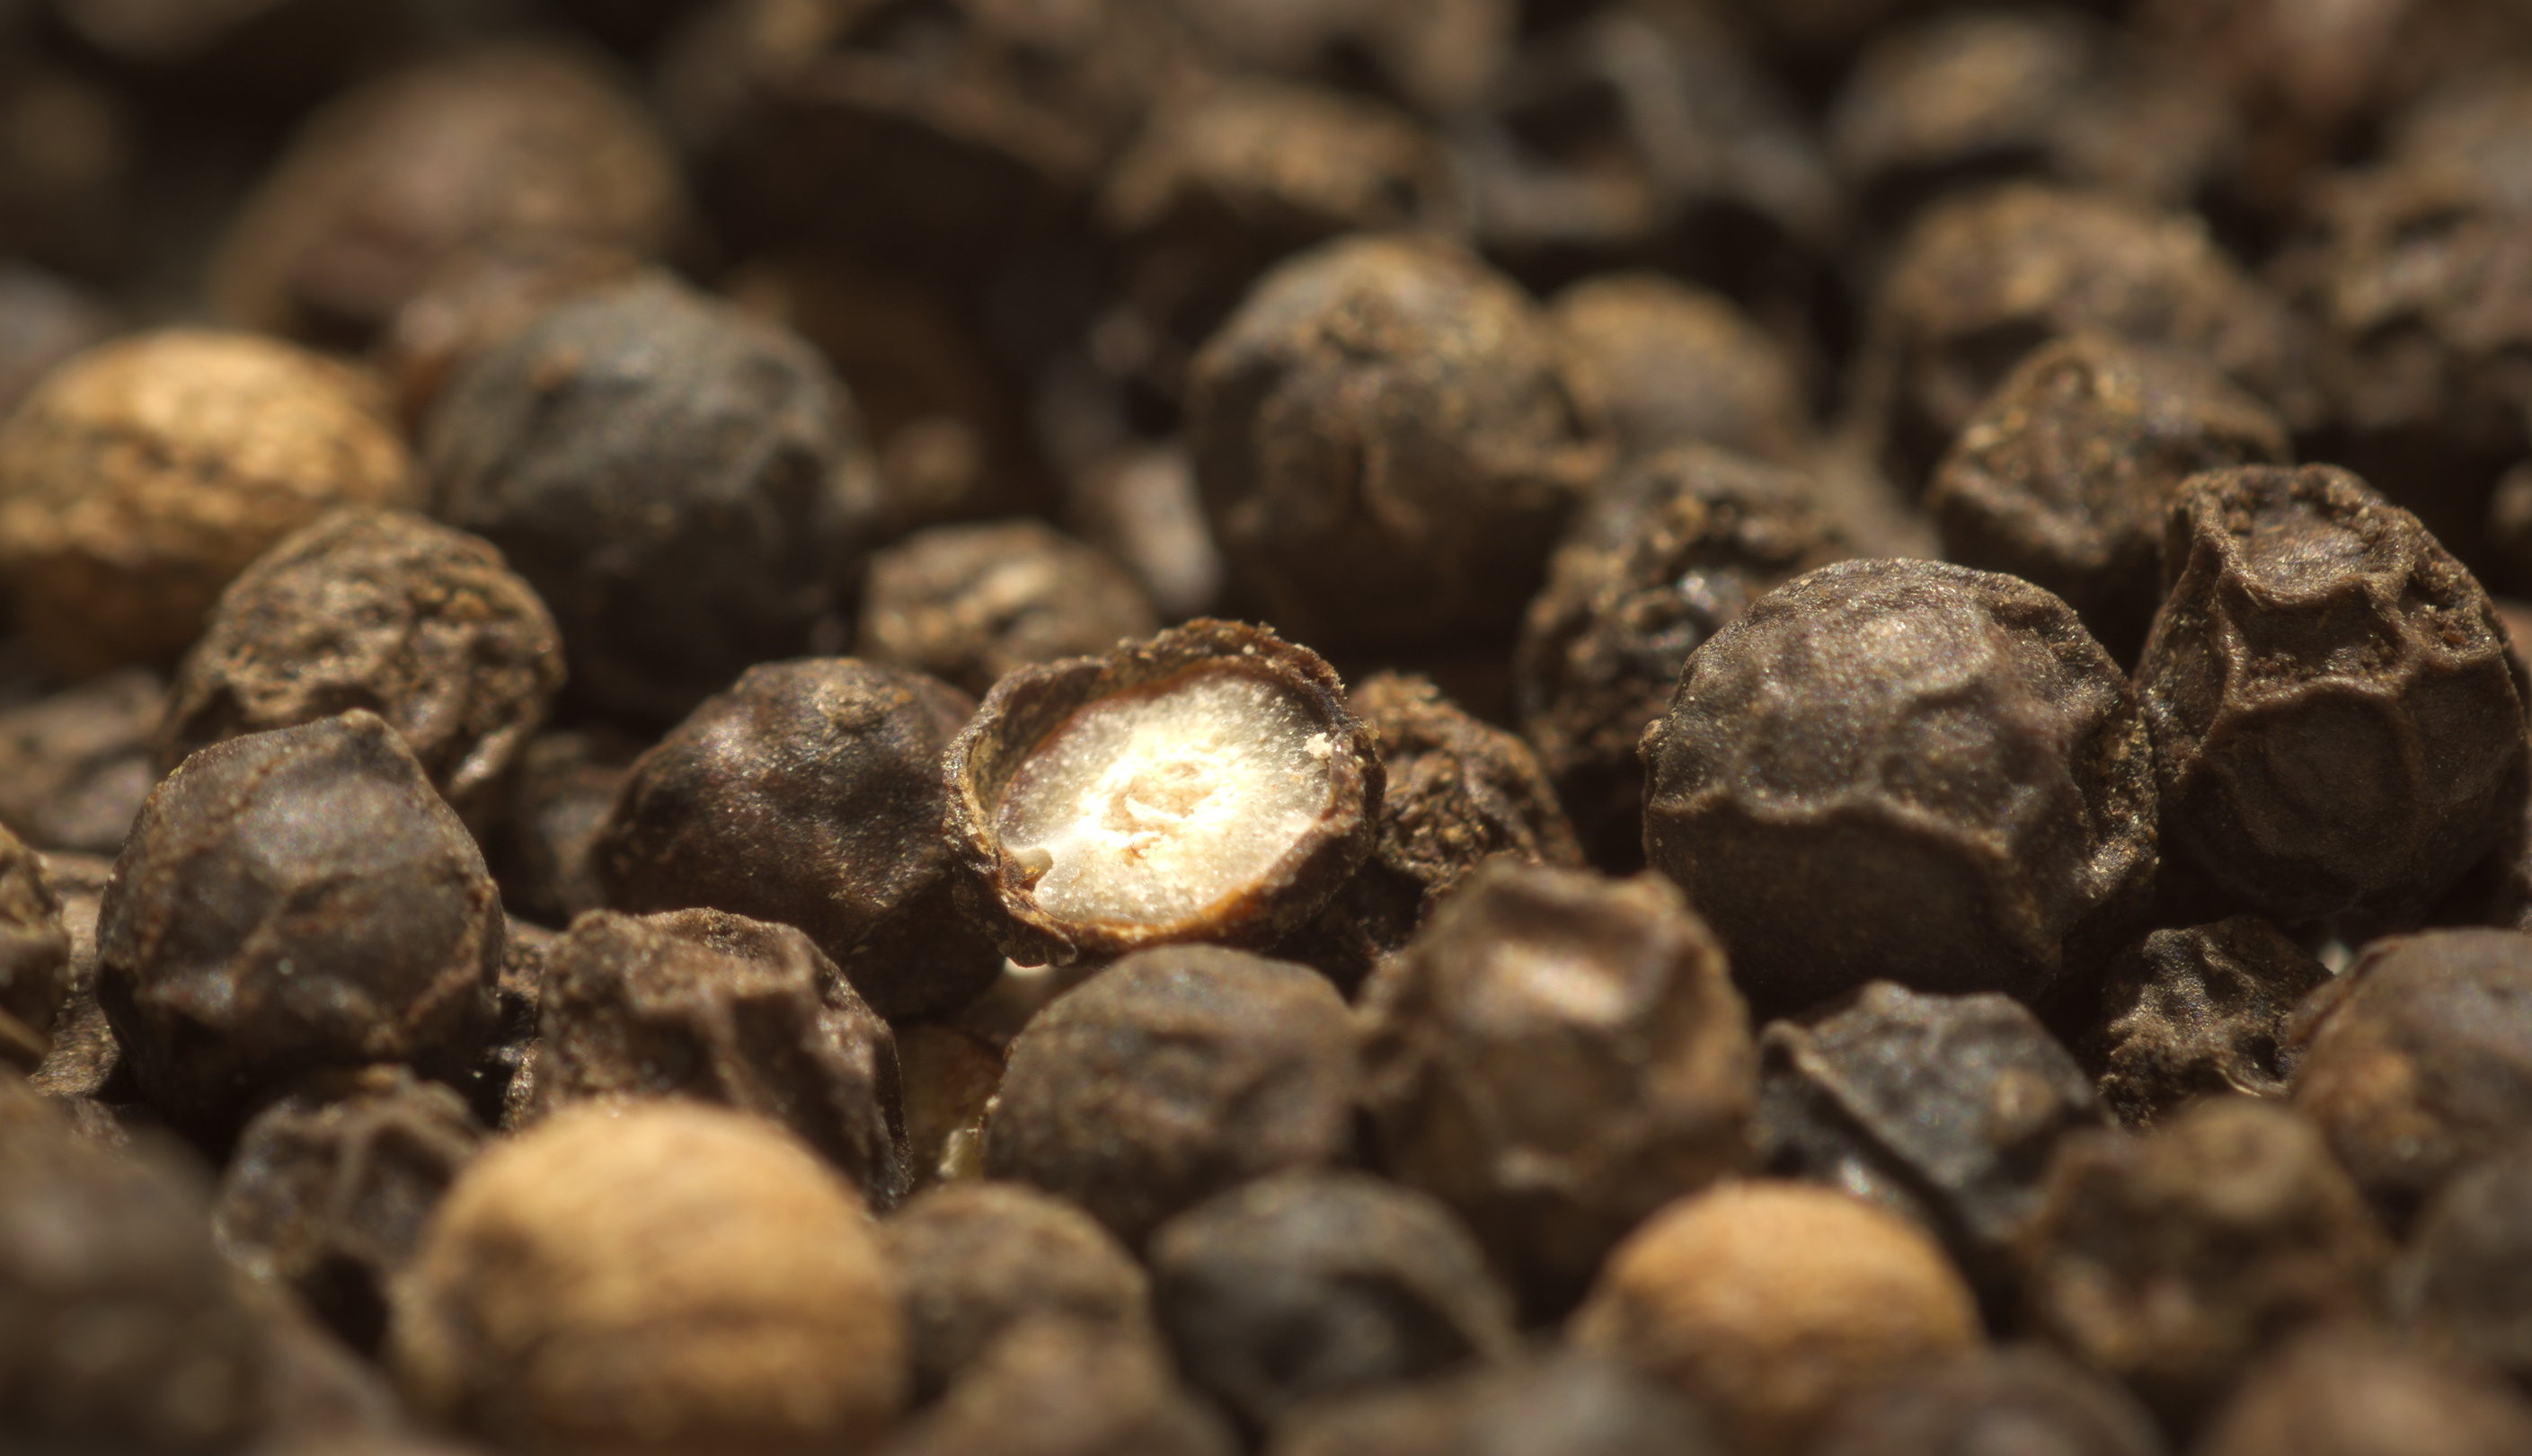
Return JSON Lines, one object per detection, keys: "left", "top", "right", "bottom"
{"left": 996, "top": 670, "right": 1335, "bottom": 928}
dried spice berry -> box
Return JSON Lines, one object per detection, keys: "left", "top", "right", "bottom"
{"left": 881, "top": 1319, "right": 1236, "bottom": 1456}
{"left": 529, "top": 907, "right": 907, "bottom": 1208}
{"left": 2289, "top": 928, "right": 2532, "bottom": 1222}
{"left": 2082, "top": 917, "right": 2332, "bottom": 1129}
{"left": 2193, "top": 1327, "right": 2532, "bottom": 1456}
{"left": 427, "top": 273, "right": 881, "bottom": 724}
{"left": 897, "top": 1023, "right": 999, "bottom": 1189}
{"left": 213, "top": 1066, "right": 484, "bottom": 1355}
{"left": 212, "top": 43, "right": 684, "bottom": 348}
{"left": 1359, "top": 861, "right": 1753, "bottom": 1314}
{"left": 881, "top": 1181, "right": 1152, "bottom": 1402}
{"left": 596, "top": 657, "right": 999, "bottom": 1021}
{"left": 2137, "top": 466, "right": 2528, "bottom": 926}
{"left": 1572, "top": 1180, "right": 1983, "bottom": 1456}
{"left": 391, "top": 1099, "right": 907, "bottom": 1456}
{"left": 979, "top": 944, "right": 1356, "bottom": 1247}
{"left": 484, "top": 728, "right": 639, "bottom": 931}
{"left": 1516, "top": 444, "right": 1850, "bottom": 867}
{"left": 1926, "top": 333, "right": 2293, "bottom": 665}
{"left": 158, "top": 508, "right": 564, "bottom": 823}
{"left": 0, "top": 330, "right": 418, "bottom": 675}
{"left": 946, "top": 620, "right": 1381, "bottom": 967}
{"left": 0, "top": 823, "right": 66, "bottom": 1071}
{"left": 2394, "top": 1138, "right": 2532, "bottom": 1388}
{"left": 2017, "top": 1097, "right": 2392, "bottom": 1431}
{"left": 1642, "top": 558, "right": 2156, "bottom": 1019}
{"left": 1267, "top": 1349, "right": 1723, "bottom": 1456}
{"left": 375, "top": 241, "right": 642, "bottom": 432}
{"left": 1148, "top": 1170, "right": 1518, "bottom": 1433}
{"left": 856, "top": 520, "right": 1160, "bottom": 700}
{"left": 0, "top": 666, "right": 162, "bottom": 854}
{"left": 1756, "top": 981, "right": 2104, "bottom": 1307}
{"left": 98, "top": 710, "right": 502, "bottom": 1141}
{"left": 1547, "top": 273, "right": 1811, "bottom": 468}
{"left": 1809, "top": 1345, "right": 2167, "bottom": 1456}
{"left": 1185, "top": 234, "right": 1605, "bottom": 651}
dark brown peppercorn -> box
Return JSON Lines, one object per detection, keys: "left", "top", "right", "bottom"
{"left": 374, "top": 241, "right": 642, "bottom": 432}
{"left": 213, "top": 1066, "right": 484, "bottom": 1355}
{"left": 158, "top": 508, "right": 565, "bottom": 822}
{"left": 0, "top": 666, "right": 163, "bottom": 854}
{"left": 484, "top": 728, "right": 639, "bottom": 931}
{"left": 528, "top": 907, "right": 907, "bottom": 1207}
{"left": 1926, "top": 332, "right": 2293, "bottom": 665}
{"left": 2137, "top": 466, "right": 2528, "bottom": 925}
{"left": 27, "top": 850, "right": 121, "bottom": 1107}
{"left": 0, "top": 822, "right": 66, "bottom": 1071}
{"left": 1516, "top": 444, "right": 1850, "bottom": 867}
{"left": 2082, "top": 918, "right": 2333, "bottom": 1129}
{"left": 98, "top": 710, "right": 503, "bottom": 1141}
{"left": 2289, "top": 928, "right": 2532, "bottom": 1222}
{"left": 426, "top": 274, "right": 881, "bottom": 724}
{"left": 856, "top": 520, "right": 1160, "bottom": 701}
{"left": 596, "top": 657, "right": 999, "bottom": 1021}
{"left": 1547, "top": 273, "right": 1811, "bottom": 468}
{"left": 1148, "top": 1169, "right": 1518, "bottom": 1434}
{"left": 2017, "top": 1097, "right": 2392, "bottom": 1431}
{"left": 1266, "top": 1349, "right": 1723, "bottom": 1456}
{"left": 1756, "top": 981, "right": 2104, "bottom": 1306}
{"left": 2193, "top": 1327, "right": 2532, "bottom": 1456}
{"left": 1065, "top": 444, "right": 1226, "bottom": 622}
{"left": 946, "top": 620, "right": 1382, "bottom": 967}
{"left": 1186, "top": 234, "right": 1605, "bottom": 651}
{"left": 1359, "top": 861, "right": 1753, "bottom": 1314}
{"left": 978, "top": 945, "right": 1356, "bottom": 1248}
{"left": 1810, "top": 1346, "right": 2166, "bottom": 1456}
{"left": 1642, "top": 558, "right": 2157, "bottom": 1018}
{"left": 881, "top": 1181, "right": 1151, "bottom": 1404}
{"left": 2394, "top": 1137, "right": 2532, "bottom": 1389}
{"left": 880, "top": 1319, "right": 1236, "bottom": 1456}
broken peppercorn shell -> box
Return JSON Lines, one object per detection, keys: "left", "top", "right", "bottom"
{"left": 944, "top": 619, "right": 1382, "bottom": 966}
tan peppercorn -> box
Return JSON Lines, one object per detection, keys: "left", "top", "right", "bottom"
{"left": 0, "top": 331, "right": 417, "bottom": 675}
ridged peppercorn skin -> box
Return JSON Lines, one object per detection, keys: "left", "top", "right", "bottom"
{"left": 96, "top": 710, "right": 503, "bottom": 1140}
{"left": 0, "top": 825, "right": 68, "bottom": 1070}
{"left": 1186, "top": 234, "right": 1607, "bottom": 651}
{"left": 2136, "top": 465, "right": 2528, "bottom": 925}
{"left": 1642, "top": 559, "right": 2156, "bottom": 1018}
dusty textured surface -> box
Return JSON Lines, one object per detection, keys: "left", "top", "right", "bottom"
{"left": 856, "top": 520, "right": 1157, "bottom": 699}
{"left": 2084, "top": 917, "right": 2331, "bottom": 1127}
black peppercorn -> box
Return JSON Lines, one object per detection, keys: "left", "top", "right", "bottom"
{"left": 375, "top": 240, "right": 642, "bottom": 432}
{"left": 881, "top": 1319, "right": 1237, "bottom": 1456}
{"left": 1642, "top": 557, "right": 2157, "bottom": 1018}
{"left": 856, "top": 520, "right": 1160, "bottom": 701}
{"left": 1266, "top": 1349, "right": 1724, "bottom": 1456}
{"left": 979, "top": 944, "right": 1357, "bottom": 1247}
{"left": 2082, "top": 917, "right": 2332, "bottom": 1129}
{"left": 596, "top": 657, "right": 999, "bottom": 1021}
{"left": 1547, "top": 273, "right": 1811, "bottom": 468}
{"left": 483, "top": 727, "right": 640, "bottom": 931}
{"left": 0, "top": 667, "right": 163, "bottom": 855}
{"left": 2193, "top": 1327, "right": 2532, "bottom": 1456}
{"left": 1809, "top": 1345, "right": 2168, "bottom": 1456}
{"left": 2394, "top": 1137, "right": 2532, "bottom": 1389}
{"left": 0, "top": 822, "right": 66, "bottom": 1072}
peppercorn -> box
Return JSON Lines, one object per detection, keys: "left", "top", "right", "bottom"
{"left": 0, "top": 330, "right": 419, "bottom": 675}
{"left": 1516, "top": 443, "right": 1851, "bottom": 867}
{"left": 98, "top": 710, "right": 503, "bottom": 1142}
{"left": 1756, "top": 981, "right": 2105, "bottom": 1310}
{"left": 1148, "top": 1170, "right": 1519, "bottom": 1434}
{"left": 0, "top": 823, "right": 66, "bottom": 1072}
{"left": 1066, "top": 444, "right": 1226, "bottom": 622}
{"left": 425, "top": 273, "right": 881, "bottom": 724}
{"left": 1547, "top": 273, "right": 1811, "bottom": 467}
{"left": 0, "top": 261, "right": 113, "bottom": 417}
{"left": 897, "top": 1025, "right": 1000, "bottom": 1189}
{"left": 978, "top": 944, "right": 1356, "bottom": 1247}
{"left": 1926, "top": 332, "right": 2293, "bottom": 665}
{"left": 391, "top": 1099, "right": 907, "bottom": 1456}
{"left": 528, "top": 907, "right": 907, "bottom": 1207}
{"left": 945, "top": 620, "right": 1382, "bottom": 966}
{"left": 1265, "top": 1349, "right": 1723, "bottom": 1456}
{"left": 1359, "top": 860, "right": 1753, "bottom": 1314}
{"left": 484, "top": 728, "right": 639, "bottom": 931}
{"left": 1571, "top": 1180, "right": 1984, "bottom": 1456}
{"left": 374, "top": 240, "right": 642, "bottom": 432}
{"left": 1156, "top": 0, "right": 1509, "bottom": 118}
{"left": 211, "top": 43, "right": 684, "bottom": 348}
{"left": 856, "top": 521, "right": 1160, "bottom": 700}
{"left": 158, "top": 507, "right": 565, "bottom": 823}
{"left": 2138, "top": 466, "right": 2528, "bottom": 926}
{"left": 595, "top": 657, "right": 1000, "bottom": 1020}
{"left": 881, "top": 1319, "right": 1237, "bottom": 1456}
{"left": 27, "top": 850, "right": 120, "bottom": 1107}
{"left": 1185, "top": 234, "right": 1606, "bottom": 651}
{"left": 0, "top": 666, "right": 162, "bottom": 854}
{"left": 2193, "top": 1327, "right": 2532, "bottom": 1456}
{"left": 2394, "top": 1137, "right": 2532, "bottom": 1389}
{"left": 882, "top": 1181, "right": 1153, "bottom": 1402}
{"left": 2016, "top": 1097, "right": 2391, "bottom": 1432}
{"left": 213, "top": 1066, "right": 484, "bottom": 1355}
{"left": 2289, "top": 928, "right": 2532, "bottom": 1222}
{"left": 1808, "top": 1345, "right": 2167, "bottom": 1456}
{"left": 1642, "top": 557, "right": 2157, "bottom": 1018}
{"left": 2081, "top": 917, "right": 2332, "bottom": 1129}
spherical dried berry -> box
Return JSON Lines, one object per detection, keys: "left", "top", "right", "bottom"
{"left": 1547, "top": 273, "right": 1811, "bottom": 468}
{"left": 1572, "top": 1181, "right": 1983, "bottom": 1456}
{"left": 1808, "top": 1345, "right": 2165, "bottom": 1456}
{"left": 0, "top": 667, "right": 163, "bottom": 855}
{"left": 0, "top": 330, "right": 418, "bottom": 675}
{"left": 391, "top": 1099, "right": 907, "bottom": 1455}
{"left": 1642, "top": 557, "right": 2156, "bottom": 1018}
{"left": 596, "top": 657, "right": 999, "bottom": 1021}
{"left": 0, "top": 824, "right": 66, "bottom": 1071}
{"left": 2138, "top": 465, "right": 2528, "bottom": 925}
{"left": 881, "top": 1319, "right": 1235, "bottom": 1456}
{"left": 158, "top": 508, "right": 564, "bottom": 821}
{"left": 98, "top": 710, "right": 502, "bottom": 1140}
{"left": 2194, "top": 1327, "right": 2532, "bottom": 1456}
{"left": 2082, "top": 917, "right": 2332, "bottom": 1129}
{"left": 979, "top": 944, "right": 1356, "bottom": 1247}
{"left": 1267, "top": 1349, "right": 1723, "bottom": 1456}
{"left": 375, "top": 241, "right": 643, "bottom": 431}
{"left": 1186, "top": 234, "right": 1605, "bottom": 651}
{"left": 946, "top": 620, "right": 1381, "bottom": 967}
{"left": 856, "top": 520, "right": 1159, "bottom": 700}
{"left": 1360, "top": 861, "right": 1752, "bottom": 1313}
{"left": 426, "top": 273, "right": 880, "bottom": 723}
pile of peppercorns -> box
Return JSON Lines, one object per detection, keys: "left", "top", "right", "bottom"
{"left": 8, "top": 1, "right": 2532, "bottom": 1453}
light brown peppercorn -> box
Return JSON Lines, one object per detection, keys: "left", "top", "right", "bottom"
{"left": 0, "top": 822, "right": 66, "bottom": 1070}
{"left": 2194, "top": 1327, "right": 2532, "bottom": 1456}
{"left": 2082, "top": 917, "right": 2332, "bottom": 1129}
{"left": 1571, "top": 1180, "right": 1984, "bottom": 1456}
{"left": 0, "top": 330, "right": 418, "bottom": 675}
{"left": 392, "top": 1099, "right": 907, "bottom": 1456}
{"left": 856, "top": 520, "right": 1160, "bottom": 700}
